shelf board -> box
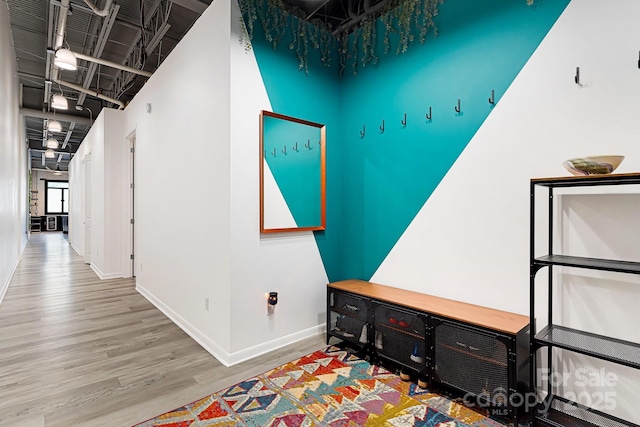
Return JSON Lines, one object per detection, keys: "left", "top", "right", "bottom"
{"left": 534, "top": 254, "right": 640, "bottom": 274}
{"left": 535, "top": 324, "right": 640, "bottom": 369}
{"left": 532, "top": 173, "right": 640, "bottom": 188}
{"left": 536, "top": 395, "right": 639, "bottom": 427}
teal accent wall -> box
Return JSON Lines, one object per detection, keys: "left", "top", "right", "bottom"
{"left": 247, "top": 0, "right": 568, "bottom": 281}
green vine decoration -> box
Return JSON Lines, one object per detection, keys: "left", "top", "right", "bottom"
{"left": 238, "top": 0, "right": 533, "bottom": 76}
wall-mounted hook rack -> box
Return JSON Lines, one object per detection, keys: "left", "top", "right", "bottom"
{"left": 379, "top": 120, "right": 385, "bottom": 133}
{"left": 488, "top": 89, "right": 495, "bottom": 105}
{"left": 360, "top": 125, "right": 366, "bottom": 138}
{"left": 454, "top": 99, "right": 461, "bottom": 113}
{"left": 425, "top": 107, "right": 432, "bottom": 121}
{"left": 271, "top": 148, "right": 276, "bottom": 157}
{"left": 282, "top": 145, "right": 287, "bottom": 155}
{"left": 401, "top": 113, "right": 407, "bottom": 127}
{"left": 304, "top": 139, "right": 312, "bottom": 150}
{"left": 292, "top": 142, "right": 299, "bottom": 152}
{"left": 574, "top": 66, "right": 580, "bottom": 84}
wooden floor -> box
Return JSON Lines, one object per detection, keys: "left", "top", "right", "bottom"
{"left": 0, "top": 232, "right": 326, "bottom": 427}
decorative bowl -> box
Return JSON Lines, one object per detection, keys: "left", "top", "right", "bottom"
{"left": 562, "top": 155, "right": 625, "bottom": 176}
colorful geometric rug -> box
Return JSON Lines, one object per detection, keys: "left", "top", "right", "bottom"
{"left": 133, "top": 346, "right": 506, "bottom": 427}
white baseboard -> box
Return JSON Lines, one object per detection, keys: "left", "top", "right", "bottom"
{"left": 90, "top": 263, "right": 122, "bottom": 280}
{"left": 136, "top": 281, "right": 233, "bottom": 366}
{"left": 135, "top": 281, "right": 325, "bottom": 367}
{"left": 0, "top": 255, "right": 23, "bottom": 306}
{"left": 70, "top": 242, "right": 82, "bottom": 256}
{"left": 226, "top": 323, "right": 325, "bottom": 366}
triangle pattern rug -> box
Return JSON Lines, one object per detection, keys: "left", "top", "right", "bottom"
{"left": 133, "top": 346, "right": 506, "bottom": 427}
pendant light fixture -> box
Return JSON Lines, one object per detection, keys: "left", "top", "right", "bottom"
{"left": 47, "top": 120, "right": 62, "bottom": 133}
{"left": 51, "top": 94, "right": 68, "bottom": 110}
{"left": 46, "top": 137, "right": 59, "bottom": 149}
{"left": 44, "top": 149, "right": 55, "bottom": 158}
{"left": 53, "top": 165, "right": 62, "bottom": 176}
{"left": 54, "top": 48, "right": 78, "bottom": 71}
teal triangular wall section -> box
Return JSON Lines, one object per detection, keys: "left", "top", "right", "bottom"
{"left": 246, "top": 0, "right": 569, "bottom": 282}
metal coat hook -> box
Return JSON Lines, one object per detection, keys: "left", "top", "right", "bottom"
{"left": 292, "top": 142, "right": 298, "bottom": 152}
{"left": 454, "top": 99, "right": 461, "bottom": 113}
{"left": 401, "top": 113, "right": 407, "bottom": 127}
{"left": 488, "top": 90, "right": 495, "bottom": 105}
{"left": 282, "top": 145, "right": 287, "bottom": 155}
{"left": 425, "top": 107, "right": 432, "bottom": 121}
{"left": 304, "top": 139, "right": 312, "bottom": 150}
{"left": 360, "top": 124, "right": 366, "bottom": 138}
{"left": 379, "top": 119, "right": 385, "bottom": 133}
{"left": 574, "top": 66, "right": 580, "bottom": 84}
{"left": 271, "top": 148, "right": 276, "bottom": 157}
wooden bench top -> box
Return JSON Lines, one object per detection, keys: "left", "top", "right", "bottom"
{"left": 328, "top": 279, "right": 529, "bottom": 335}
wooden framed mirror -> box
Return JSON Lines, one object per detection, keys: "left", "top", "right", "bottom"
{"left": 260, "top": 110, "right": 326, "bottom": 233}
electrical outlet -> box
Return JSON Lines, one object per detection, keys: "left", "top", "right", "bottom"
{"left": 204, "top": 297, "right": 209, "bottom": 311}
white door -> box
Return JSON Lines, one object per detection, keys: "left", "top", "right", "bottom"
{"left": 84, "top": 155, "right": 92, "bottom": 264}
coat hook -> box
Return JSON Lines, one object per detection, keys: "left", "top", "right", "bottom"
{"left": 401, "top": 113, "right": 407, "bottom": 127}
{"left": 454, "top": 99, "right": 461, "bottom": 113}
{"left": 292, "top": 142, "right": 298, "bottom": 152}
{"left": 271, "top": 148, "right": 276, "bottom": 157}
{"left": 425, "top": 107, "right": 432, "bottom": 121}
{"left": 304, "top": 139, "right": 312, "bottom": 150}
{"left": 282, "top": 145, "right": 287, "bottom": 155}
{"left": 488, "top": 89, "right": 495, "bottom": 105}
{"left": 360, "top": 124, "right": 366, "bottom": 138}
{"left": 379, "top": 119, "right": 385, "bottom": 133}
{"left": 574, "top": 66, "right": 580, "bottom": 84}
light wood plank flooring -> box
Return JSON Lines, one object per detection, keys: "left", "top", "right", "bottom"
{"left": 0, "top": 232, "right": 325, "bottom": 427}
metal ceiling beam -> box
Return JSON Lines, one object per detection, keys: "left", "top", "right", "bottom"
{"left": 77, "top": 3, "right": 120, "bottom": 106}
{"left": 19, "top": 108, "right": 92, "bottom": 126}
{"left": 170, "top": 0, "right": 208, "bottom": 14}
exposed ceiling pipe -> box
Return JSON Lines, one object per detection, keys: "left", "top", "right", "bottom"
{"left": 53, "top": 78, "right": 125, "bottom": 110}
{"left": 73, "top": 52, "right": 153, "bottom": 77}
{"left": 334, "top": 0, "right": 389, "bottom": 35}
{"left": 19, "top": 108, "right": 92, "bottom": 126}
{"left": 54, "top": 0, "right": 71, "bottom": 49}
{"left": 82, "top": 0, "right": 113, "bottom": 17}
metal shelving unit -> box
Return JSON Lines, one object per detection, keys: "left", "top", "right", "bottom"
{"left": 530, "top": 173, "right": 640, "bottom": 427}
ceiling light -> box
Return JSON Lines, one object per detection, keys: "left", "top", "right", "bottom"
{"left": 47, "top": 120, "right": 62, "bottom": 133}
{"left": 53, "top": 166, "right": 62, "bottom": 176}
{"left": 44, "top": 149, "right": 55, "bottom": 158}
{"left": 54, "top": 48, "right": 78, "bottom": 71}
{"left": 51, "top": 94, "right": 68, "bottom": 110}
{"left": 46, "top": 138, "right": 59, "bottom": 149}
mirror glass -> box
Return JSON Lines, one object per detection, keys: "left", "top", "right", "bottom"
{"left": 260, "top": 110, "right": 326, "bottom": 233}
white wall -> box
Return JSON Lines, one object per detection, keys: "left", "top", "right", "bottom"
{"left": 69, "top": 109, "right": 126, "bottom": 279}
{"left": 0, "top": 3, "right": 28, "bottom": 303}
{"left": 124, "top": 0, "right": 233, "bottom": 359}
{"left": 372, "top": 0, "right": 640, "bottom": 421}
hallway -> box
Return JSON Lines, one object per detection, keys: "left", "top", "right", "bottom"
{"left": 0, "top": 232, "right": 324, "bottom": 426}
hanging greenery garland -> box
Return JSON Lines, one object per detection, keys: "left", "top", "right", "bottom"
{"left": 238, "top": 0, "right": 533, "bottom": 76}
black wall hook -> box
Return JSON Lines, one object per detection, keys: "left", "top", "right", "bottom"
{"left": 292, "top": 142, "right": 298, "bottom": 152}
{"left": 379, "top": 119, "right": 385, "bottom": 133}
{"left": 575, "top": 66, "right": 580, "bottom": 84}
{"left": 271, "top": 148, "right": 276, "bottom": 157}
{"left": 488, "top": 89, "right": 495, "bottom": 105}
{"left": 304, "top": 139, "right": 312, "bottom": 150}
{"left": 425, "top": 107, "right": 432, "bottom": 121}
{"left": 401, "top": 113, "right": 407, "bottom": 127}
{"left": 454, "top": 99, "right": 461, "bottom": 113}
{"left": 360, "top": 125, "right": 366, "bottom": 138}
{"left": 282, "top": 145, "right": 287, "bottom": 155}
